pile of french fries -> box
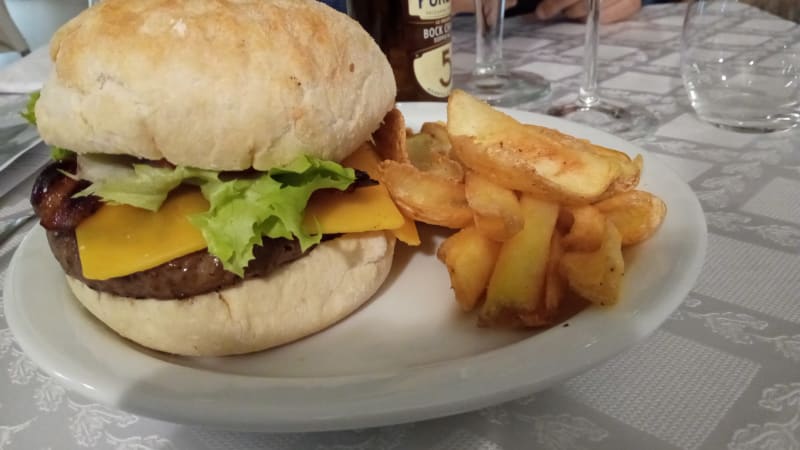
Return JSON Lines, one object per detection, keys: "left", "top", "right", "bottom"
{"left": 375, "top": 90, "right": 666, "bottom": 328}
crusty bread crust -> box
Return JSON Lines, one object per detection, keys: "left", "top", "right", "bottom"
{"left": 66, "top": 232, "right": 395, "bottom": 356}
{"left": 35, "top": 0, "right": 396, "bottom": 170}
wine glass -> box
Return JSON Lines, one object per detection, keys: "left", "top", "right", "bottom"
{"left": 548, "top": 0, "right": 656, "bottom": 139}
{"left": 458, "top": 0, "right": 551, "bottom": 107}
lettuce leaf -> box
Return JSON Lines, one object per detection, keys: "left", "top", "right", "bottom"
{"left": 75, "top": 164, "right": 219, "bottom": 211}
{"left": 21, "top": 91, "right": 39, "bottom": 125}
{"left": 51, "top": 147, "right": 75, "bottom": 161}
{"left": 79, "top": 156, "right": 356, "bottom": 276}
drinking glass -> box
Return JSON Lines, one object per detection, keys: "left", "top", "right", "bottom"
{"left": 681, "top": 0, "right": 800, "bottom": 133}
{"left": 458, "top": 0, "right": 550, "bottom": 107}
{"left": 548, "top": 0, "right": 656, "bottom": 139}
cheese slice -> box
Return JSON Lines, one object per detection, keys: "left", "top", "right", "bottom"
{"left": 303, "top": 186, "right": 405, "bottom": 234}
{"left": 341, "top": 143, "right": 383, "bottom": 177}
{"left": 76, "top": 189, "right": 210, "bottom": 280}
{"left": 341, "top": 144, "right": 421, "bottom": 245}
{"left": 390, "top": 216, "right": 421, "bottom": 246}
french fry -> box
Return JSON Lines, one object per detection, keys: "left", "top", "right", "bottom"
{"left": 473, "top": 215, "right": 515, "bottom": 243}
{"left": 464, "top": 171, "right": 523, "bottom": 241}
{"left": 480, "top": 195, "right": 559, "bottom": 325}
{"left": 437, "top": 227, "right": 501, "bottom": 311}
{"left": 595, "top": 190, "right": 666, "bottom": 246}
{"left": 448, "top": 89, "right": 635, "bottom": 204}
{"left": 544, "top": 231, "right": 566, "bottom": 313}
{"left": 560, "top": 220, "right": 624, "bottom": 306}
{"left": 421, "top": 121, "right": 450, "bottom": 144}
{"left": 557, "top": 207, "right": 575, "bottom": 232}
{"left": 588, "top": 144, "right": 643, "bottom": 197}
{"left": 406, "top": 133, "right": 442, "bottom": 169}
{"left": 406, "top": 134, "right": 464, "bottom": 182}
{"left": 519, "top": 231, "right": 565, "bottom": 327}
{"left": 379, "top": 160, "right": 473, "bottom": 229}
{"left": 562, "top": 205, "right": 606, "bottom": 252}
{"left": 373, "top": 108, "right": 408, "bottom": 163}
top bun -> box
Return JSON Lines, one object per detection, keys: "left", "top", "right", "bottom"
{"left": 35, "top": 0, "right": 396, "bottom": 170}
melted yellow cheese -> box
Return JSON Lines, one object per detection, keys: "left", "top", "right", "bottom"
{"left": 342, "top": 144, "right": 383, "bottom": 177}
{"left": 76, "top": 189, "right": 210, "bottom": 280}
{"left": 341, "top": 145, "right": 421, "bottom": 246}
{"left": 390, "top": 216, "right": 421, "bottom": 246}
{"left": 303, "top": 185, "right": 405, "bottom": 234}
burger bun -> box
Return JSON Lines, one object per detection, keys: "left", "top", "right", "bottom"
{"left": 35, "top": 0, "right": 396, "bottom": 170}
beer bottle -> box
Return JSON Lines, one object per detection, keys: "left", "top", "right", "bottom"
{"left": 347, "top": 0, "right": 453, "bottom": 102}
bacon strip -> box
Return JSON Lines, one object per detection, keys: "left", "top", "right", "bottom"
{"left": 30, "top": 160, "right": 102, "bottom": 231}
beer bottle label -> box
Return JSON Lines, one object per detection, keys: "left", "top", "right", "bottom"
{"left": 408, "top": 0, "right": 450, "bottom": 20}
{"left": 406, "top": 0, "right": 452, "bottom": 99}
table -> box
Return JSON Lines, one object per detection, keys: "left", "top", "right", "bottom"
{"left": 2, "top": 4, "right": 799, "bottom": 449}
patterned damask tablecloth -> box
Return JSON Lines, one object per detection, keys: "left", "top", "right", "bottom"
{"left": 2, "top": 3, "right": 800, "bottom": 449}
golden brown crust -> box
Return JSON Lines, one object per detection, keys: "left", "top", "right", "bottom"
{"left": 36, "top": 0, "right": 396, "bottom": 170}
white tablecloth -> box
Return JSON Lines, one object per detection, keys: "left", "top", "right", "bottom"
{"left": 2, "top": 4, "right": 800, "bottom": 450}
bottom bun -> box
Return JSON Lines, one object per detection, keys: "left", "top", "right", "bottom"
{"left": 66, "top": 231, "right": 395, "bottom": 356}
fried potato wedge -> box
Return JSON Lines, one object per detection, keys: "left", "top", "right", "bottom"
{"left": 591, "top": 145, "right": 643, "bottom": 195}
{"left": 464, "top": 171, "right": 523, "bottom": 241}
{"left": 373, "top": 108, "right": 409, "bottom": 163}
{"left": 594, "top": 190, "right": 667, "bottom": 246}
{"left": 481, "top": 195, "right": 559, "bottom": 325}
{"left": 560, "top": 220, "right": 624, "bottom": 306}
{"left": 544, "top": 231, "right": 566, "bottom": 313}
{"left": 473, "top": 215, "right": 515, "bottom": 243}
{"left": 437, "top": 227, "right": 501, "bottom": 311}
{"left": 406, "top": 132, "right": 445, "bottom": 166}
{"left": 519, "top": 231, "right": 565, "bottom": 327}
{"left": 429, "top": 153, "right": 465, "bottom": 182}
{"left": 420, "top": 121, "right": 451, "bottom": 149}
{"left": 379, "top": 160, "right": 473, "bottom": 228}
{"left": 406, "top": 133, "right": 464, "bottom": 181}
{"left": 562, "top": 205, "right": 606, "bottom": 252}
{"left": 448, "top": 89, "right": 634, "bottom": 204}
{"left": 557, "top": 207, "right": 575, "bottom": 232}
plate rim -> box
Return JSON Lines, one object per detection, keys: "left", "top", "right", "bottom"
{"left": 4, "top": 102, "right": 708, "bottom": 432}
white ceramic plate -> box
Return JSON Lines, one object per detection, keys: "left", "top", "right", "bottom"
{"left": 4, "top": 103, "right": 707, "bottom": 432}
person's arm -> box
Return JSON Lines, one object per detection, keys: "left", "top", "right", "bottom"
{"left": 534, "top": 0, "right": 643, "bottom": 23}
{"left": 452, "top": 0, "right": 519, "bottom": 15}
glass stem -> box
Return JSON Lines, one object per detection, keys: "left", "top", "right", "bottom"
{"left": 473, "top": 0, "right": 508, "bottom": 79}
{"left": 577, "top": 0, "right": 600, "bottom": 108}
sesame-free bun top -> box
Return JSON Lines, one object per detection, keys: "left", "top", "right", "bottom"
{"left": 35, "top": 0, "right": 396, "bottom": 170}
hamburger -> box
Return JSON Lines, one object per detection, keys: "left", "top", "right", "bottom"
{"left": 26, "top": 0, "right": 407, "bottom": 356}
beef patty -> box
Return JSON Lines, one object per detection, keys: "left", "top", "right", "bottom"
{"left": 47, "top": 230, "right": 309, "bottom": 299}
